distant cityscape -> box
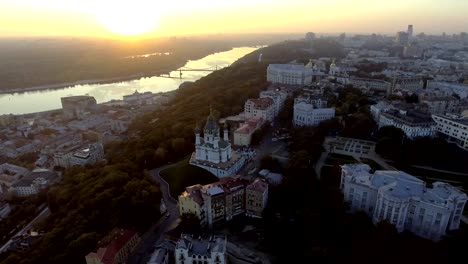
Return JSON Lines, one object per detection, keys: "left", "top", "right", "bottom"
{"left": 1, "top": 25, "right": 468, "bottom": 263}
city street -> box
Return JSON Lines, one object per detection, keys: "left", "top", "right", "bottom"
{"left": 127, "top": 164, "right": 180, "bottom": 264}
{"left": 0, "top": 207, "right": 50, "bottom": 253}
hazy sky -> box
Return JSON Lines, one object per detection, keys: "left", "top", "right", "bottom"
{"left": 1, "top": 0, "right": 467, "bottom": 37}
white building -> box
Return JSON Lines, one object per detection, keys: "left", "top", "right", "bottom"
{"left": 293, "top": 96, "right": 335, "bottom": 127}
{"left": 350, "top": 78, "right": 390, "bottom": 94}
{"left": 69, "top": 143, "right": 105, "bottom": 167}
{"left": 175, "top": 234, "right": 227, "bottom": 264}
{"left": 244, "top": 98, "right": 275, "bottom": 122}
{"left": 54, "top": 142, "right": 104, "bottom": 169}
{"left": 426, "top": 81, "right": 468, "bottom": 99}
{"left": 378, "top": 110, "right": 435, "bottom": 139}
{"left": 0, "top": 163, "right": 30, "bottom": 189}
{"left": 259, "top": 90, "right": 288, "bottom": 116}
{"left": 267, "top": 64, "right": 314, "bottom": 85}
{"left": 9, "top": 169, "right": 59, "bottom": 197}
{"left": 340, "top": 164, "right": 467, "bottom": 241}
{"left": 190, "top": 112, "right": 245, "bottom": 178}
{"left": 432, "top": 114, "right": 468, "bottom": 150}
{"left": 370, "top": 101, "right": 396, "bottom": 122}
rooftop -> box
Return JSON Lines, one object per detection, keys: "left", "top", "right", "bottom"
{"left": 88, "top": 229, "right": 138, "bottom": 264}
{"left": 176, "top": 234, "right": 226, "bottom": 256}
{"left": 247, "top": 98, "right": 274, "bottom": 110}
{"left": 268, "top": 63, "right": 313, "bottom": 72}
{"left": 342, "top": 164, "right": 467, "bottom": 206}
{"left": 12, "top": 169, "right": 59, "bottom": 188}
{"left": 247, "top": 178, "right": 268, "bottom": 193}
{"left": 433, "top": 113, "right": 468, "bottom": 125}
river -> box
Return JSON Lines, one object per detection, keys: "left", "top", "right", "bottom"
{"left": 0, "top": 47, "right": 258, "bottom": 115}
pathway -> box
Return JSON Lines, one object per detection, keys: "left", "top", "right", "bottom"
{"left": 127, "top": 163, "right": 180, "bottom": 264}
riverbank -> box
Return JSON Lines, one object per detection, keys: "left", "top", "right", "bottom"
{"left": 0, "top": 61, "right": 189, "bottom": 95}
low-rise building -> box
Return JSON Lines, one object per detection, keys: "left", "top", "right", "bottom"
{"left": 0, "top": 163, "right": 29, "bottom": 189}
{"left": 350, "top": 78, "right": 390, "bottom": 94}
{"left": 421, "top": 96, "right": 465, "bottom": 115}
{"left": 69, "top": 143, "right": 105, "bottom": 167}
{"left": 390, "top": 75, "right": 424, "bottom": 93}
{"left": 179, "top": 185, "right": 207, "bottom": 226}
{"left": 54, "top": 142, "right": 104, "bottom": 169}
{"left": 370, "top": 101, "right": 396, "bottom": 121}
{"left": 267, "top": 64, "right": 314, "bottom": 85}
{"left": 426, "top": 81, "right": 468, "bottom": 99}
{"left": 259, "top": 90, "right": 288, "bottom": 116}
{"left": 378, "top": 109, "right": 435, "bottom": 139}
{"left": 147, "top": 240, "right": 176, "bottom": 264}
{"left": 61, "top": 95, "right": 97, "bottom": 120}
{"left": 432, "top": 114, "right": 468, "bottom": 150}
{"left": 175, "top": 234, "right": 227, "bottom": 264}
{"left": 244, "top": 98, "right": 275, "bottom": 122}
{"left": 179, "top": 176, "right": 268, "bottom": 227}
{"left": 293, "top": 96, "right": 335, "bottom": 127}
{"left": 9, "top": 169, "right": 59, "bottom": 197}
{"left": 233, "top": 118, "right": 264, "bottom": 146}
{"left": 85, "top": 229, "right": 140, "bottom": 264}
{"left": 245, "top": 179, "right": 269, "bottom": 218}
{"left": 340, "top": 164, "right": 467, "bottom": 241}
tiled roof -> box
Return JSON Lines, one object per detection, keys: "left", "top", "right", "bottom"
{"left": 88, "top": 229, "right": 138, "bottom": 264}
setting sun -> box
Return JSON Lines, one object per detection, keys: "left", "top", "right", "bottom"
{"left": 93, "top": 0, "right": 160, "bottom": 36}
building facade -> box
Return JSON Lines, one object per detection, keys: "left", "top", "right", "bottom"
{"left": 432, "top": 114, "right": 468, "bottom": 150}
{"left": 190, "top": 112, "right": 245, "bottom": 178}
{"left": 233, "top": 118, "right": 263, "bottom": 146}
{"left": 175, "top": 234, "right": 227, "bottom": 264}
{"left": 390, "top": 75, "right": 423, "bottom": 93}
{"left": 378, "top": 110, "right": 435, "bottom": 139}
{"left": 245, "top": 179, "right": 269, "bottom": 218}
{"left": 421, "top": 97, "right": 465, "bottom": 115}
{"left": 61, "top": 95, "right": 97, "bottom": 120}
{"left": 350, "top": 78, "right": 390, "bottom": 94}
{"left": 293, "top": 96, "right": 335, "bottom": 127}
{"left": 54, "top": 142, "right": 104, "bottom": 169}
{"left": 244, "top": 98, "right": 275, "bottom": 122}
{"left": 8, "top": 169, "right": 59, "bottom": 197}
{"left": 178, "top": 177, "right": 268, "bottom": 227}
{"left": 267, "top": 64, "right": 314, "bottom": 85}
{"left": 85, "top": 229, "right": 140, "bottom": 264}
{"left": 340, "top": 164, "right": 467, "bottom": 241}
{"left": 259, "top": 90, "right": 288, "bottom": 116}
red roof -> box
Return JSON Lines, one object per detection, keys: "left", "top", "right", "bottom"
{"left": 87, "top": 229, "right": 138, "bottom": 264}
{"left": 247, "top": 179, "right": 268, "bottom": 193}
{"left": 247, "top": 98, "right": 274, "bottom": 110}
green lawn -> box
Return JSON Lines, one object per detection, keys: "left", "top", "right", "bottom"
{"left": 160, "top": 158, "right": 219, "bottom": 198}
{"left": 325, "top": 153, "right": 359, "bottom": 166}
{"left": 360, "top": 158, "right": 383, "bottom": 171}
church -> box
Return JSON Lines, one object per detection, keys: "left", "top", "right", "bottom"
{"left": 189, "top": 111, "right": 245, "bottom": 178}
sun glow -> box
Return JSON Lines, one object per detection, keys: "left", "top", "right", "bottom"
{"left": 93, "top": 0, "right": 160, "bottom": 36}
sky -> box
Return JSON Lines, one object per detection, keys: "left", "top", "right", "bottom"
{"left": 1, "top": 0, "right": 467, "bottom": 38}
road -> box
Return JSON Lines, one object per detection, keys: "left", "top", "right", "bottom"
{"left": 0, "top": 207, "right": 50, "bottom": 253}
{"left": 127, "top": 164, "right": 180, "bottom": 264}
